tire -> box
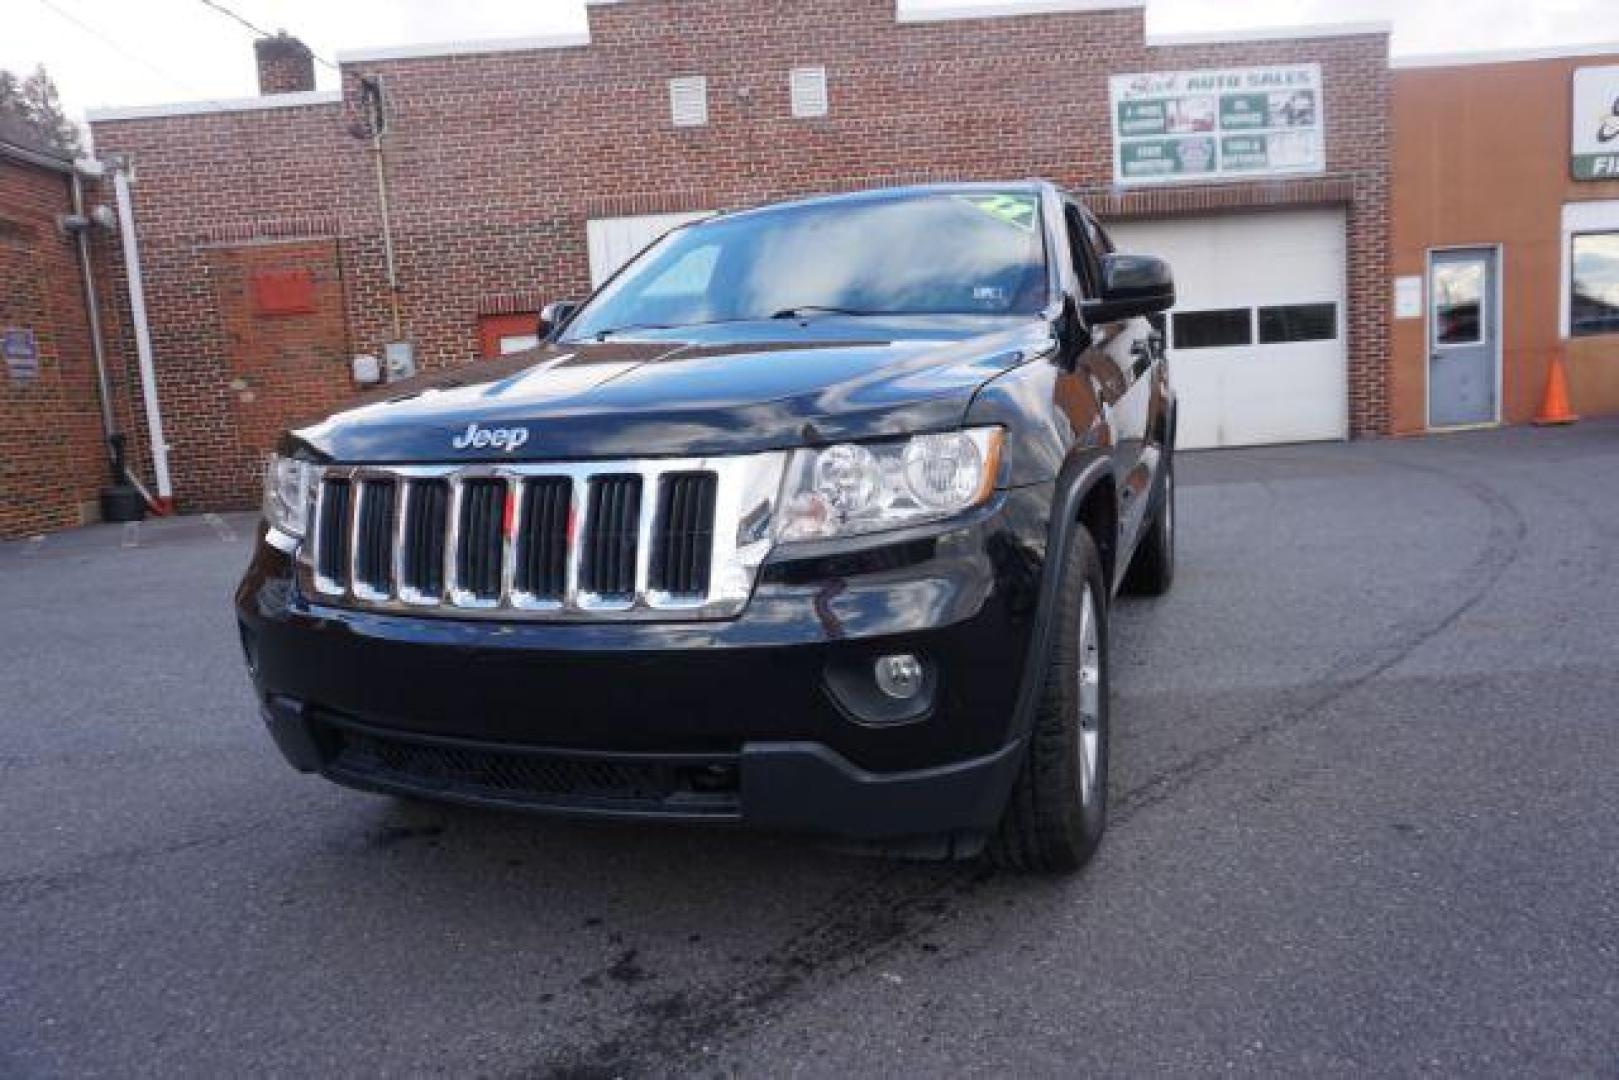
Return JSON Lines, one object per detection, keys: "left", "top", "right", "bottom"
{"left": 1123, "top": 453, "right": 1175, "bottom": 597}
{"left": 988, "top": 529, "right": 1110, "bottom": 873}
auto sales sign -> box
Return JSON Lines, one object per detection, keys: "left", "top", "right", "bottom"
{"left": 1110, "top": 64, "right": 1324, "bottom": 186}
{"left": 1572, "top": 66, "right": 1619, "bottom": 180}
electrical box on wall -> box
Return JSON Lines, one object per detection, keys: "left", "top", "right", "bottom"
{"left": 351, "top": 354, "right": 381, "bottom": 385}
{"left": 383, "top": 341, "right": 415, "bottom": 382}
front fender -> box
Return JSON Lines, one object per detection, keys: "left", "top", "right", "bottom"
{"left": 965, "top": 351, "right": 1106, "bottom": 487}
{"left": 1001, "top": 449, "right": 1115, "bottom": 746}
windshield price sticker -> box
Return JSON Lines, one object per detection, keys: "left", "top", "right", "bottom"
{"left": 958, "top": 193, "right": 1038, "bottom": 232}
{"left": 1110, "top": 64, "right": 1325, "bottom": 186}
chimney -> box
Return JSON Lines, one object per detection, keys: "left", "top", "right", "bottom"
{"left": 254, "top": 32, "right": 315, "bottom": 95}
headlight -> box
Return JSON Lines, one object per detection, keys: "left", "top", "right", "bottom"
{"left": 263, "top": 454, "right": 316, "bottom": 539}
{"left": 775, "top": 427, "right": 1003, "bottom": 542}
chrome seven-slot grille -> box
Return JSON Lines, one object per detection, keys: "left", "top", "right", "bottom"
{"left": 298, "top": 456, "right": 783, "bottom": 621}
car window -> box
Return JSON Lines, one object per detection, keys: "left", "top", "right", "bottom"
{"left": 1064, "top": 203, "right": 1103, "bottom": 297}
{"left": 640, "top": 244, "right": 720, "bottom": 299}
{"left": 1086, "top": 214, "right": 1115, "bottom": 256}
{"left": 564, "top": 191, "right": 1050, "bottom": 339}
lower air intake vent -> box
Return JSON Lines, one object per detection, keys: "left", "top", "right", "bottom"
{"left": 321, "top": 722, "right": 740, "bottom": 816}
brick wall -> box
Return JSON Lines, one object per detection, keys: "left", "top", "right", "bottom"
{"left": 0, "top": 155, "right": 133, "bottom": 538}
{"left": 90, "top": 0, "right": 1392, "bottom": 510}
{"left": 92, "top": 103, "right": 350, "bottom": 507}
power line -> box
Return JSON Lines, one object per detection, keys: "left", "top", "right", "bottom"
{"left": 196, "top": 0, "right": 340, "bottom": 72}
{"left": 197, "top": 0, "right": 273, "bottom": 39}
{"left": 34, "top": 0, "right": 206, "bottom": 96}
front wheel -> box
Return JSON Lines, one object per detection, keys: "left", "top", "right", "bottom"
{"left": 988, "top": 529, "right": 1110, "bottom": 873}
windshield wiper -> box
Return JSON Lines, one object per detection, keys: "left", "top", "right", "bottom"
{"left": 770, "top": 305, "right": 879, "bottom": 319}
{"left": 592, "top": 322, "right": 682, "bottom": 341}
{"left": 592, "top": 316, "right": 786, "bottom": 341}
{"left": 591, "top": 309, "right": 881, "bottom": 340}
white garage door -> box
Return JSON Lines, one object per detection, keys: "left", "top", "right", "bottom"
{"left": 1109, "top": 209, "right": 1348, "bottom": 450}
{"left": 586, "top": 210, "right": 713, "bottom": 288}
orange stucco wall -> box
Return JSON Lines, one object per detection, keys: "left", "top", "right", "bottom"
{"left": 1392, "top": 56, "right": 1619, "bottom": 432}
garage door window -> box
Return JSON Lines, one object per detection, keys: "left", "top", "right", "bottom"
{"left": 1258, "top": 303, "right": 1337, "bottom": 344}
{"left": 1173, "top": 308, "right": 1251, "bottom": 349}
{"left": 1570, "top": 231, "right": 1619, "bottom": 337}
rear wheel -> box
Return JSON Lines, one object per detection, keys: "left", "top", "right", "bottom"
{"left": 1123, "top": 453, "right": 1175, "bottom": 596}
{"left": 988, "top": 529, "right": 1110, "bottom": 873}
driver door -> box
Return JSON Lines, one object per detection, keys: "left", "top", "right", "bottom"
{"left": 1067, "top": 203, "right": 1157, "bottom": 555}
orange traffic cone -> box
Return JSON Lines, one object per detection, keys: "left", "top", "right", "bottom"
{"left": 1534, "top": 354, "right": 1579, "bottom": 426}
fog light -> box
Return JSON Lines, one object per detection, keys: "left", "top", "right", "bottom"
{"left": 875, "top": 654, "right": 924, "bottom": 700}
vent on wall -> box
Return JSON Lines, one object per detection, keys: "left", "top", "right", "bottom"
{"left": 789, "top": 66, "right": 828, "bottom": 119}
{"left": 669, "top": 76, "right": 708, "bottom": 127}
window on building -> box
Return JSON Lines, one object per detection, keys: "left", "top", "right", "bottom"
{"left": 477, "top": 313, "right": 542, "bottom": 359}
{"left": 1258, "top": 302, "right": 1337, "bottom": 344}
{"left": 790, "top": 67, "right": 828, "bottom": 118}
{"left": 1432, "top": 259, "right": 1484, "bottom": 345}
{"left": 1173, "top": 308, "right": 1251, "bottom": 349}
{"left": 1571, "top": 232, "right": 1619, "bottom": 337}
{"left": 669, "top": 76, "right": 708, "bottom": 127}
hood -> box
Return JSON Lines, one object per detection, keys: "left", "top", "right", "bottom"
{"left": 289, "top": 316, "right": 1054, "bottom": 462}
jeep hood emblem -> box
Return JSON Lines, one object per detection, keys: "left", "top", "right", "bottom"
{"left": 452, "top": 422, "right": 530, "bottom": 452}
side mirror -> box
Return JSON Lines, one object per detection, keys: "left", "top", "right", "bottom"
{"left": 1081, "top": 254, "right": 1175, "bottom": 325}
{"left": 537, "top": 299, "right": 579, "bottom": 341}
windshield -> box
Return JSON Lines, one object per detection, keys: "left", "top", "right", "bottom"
{"left": 563, "top": 190, "right": 1049, "bottom": 340}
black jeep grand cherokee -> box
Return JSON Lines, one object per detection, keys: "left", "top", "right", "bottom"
{"left": 236, "top": 181, "right": 1177, "bottom": 871}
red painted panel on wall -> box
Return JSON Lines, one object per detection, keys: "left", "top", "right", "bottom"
{"left": 251, "top": 269, "right": 316, "bottom": 315}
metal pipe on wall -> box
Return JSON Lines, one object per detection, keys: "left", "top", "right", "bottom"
{"left": 68, "top": 163, "right": 117, "bottom": 459}
{"left": 358, "top": 75, "right": 403, "bottom": 340}
{"left": 110, "top": 164, "right": 174, "bottom": 512}
{"left": 372, "top": 132, "right": 403, "bottom": 340}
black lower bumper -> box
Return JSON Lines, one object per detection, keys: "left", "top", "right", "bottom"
{"left": 239, "top": 486, "right": 1053, "bottom": 843}
{"left": 263, "top": 695, "right": 1024, "bottom": 840}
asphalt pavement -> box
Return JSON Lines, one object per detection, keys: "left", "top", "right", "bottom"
{"left": 2, "top": 422, "right": 1617, "bottom": 1078}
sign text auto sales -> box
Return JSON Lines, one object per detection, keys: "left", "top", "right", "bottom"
{"left": 1110, "top": 64, "right": 1325, "bottom": 186}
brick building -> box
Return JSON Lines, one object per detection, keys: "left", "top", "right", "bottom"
{"left": 82, "top": 0, "right": 1393, "bottom": 513}
{"left": 0, "top": 139, "right": 138, "bottom": 538}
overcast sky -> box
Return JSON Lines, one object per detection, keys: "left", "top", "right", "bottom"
{"left": 10, "top": 0, "right": 1619, "bottom": 126}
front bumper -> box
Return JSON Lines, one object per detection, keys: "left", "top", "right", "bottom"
{"left": 236, "top": 485, "right": 1052, "bottom": 841}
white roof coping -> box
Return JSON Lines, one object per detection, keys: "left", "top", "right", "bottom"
{"left": 336, "top": 33, "right": 590, "bottom": 64}
{"left": 1392, "top": 41, "right": 1619, "bottom": 69}
{"left": 86, "top": 89, "right": 342, "bottom": 123}
{"left": 1146, "top": 21, "right": 1391, "bottom": 47}
{"left": 897, "top": 1, "right": 1143, "bottom": 24}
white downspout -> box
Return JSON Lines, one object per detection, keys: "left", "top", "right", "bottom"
{"left": 111, "top": 164, "right": 174, "bottom": 513}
